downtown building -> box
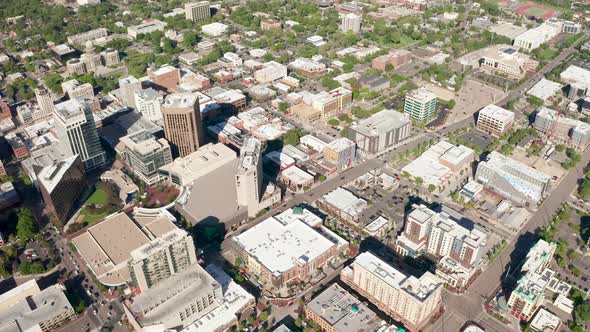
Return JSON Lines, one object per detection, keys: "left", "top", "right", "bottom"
{"left": 341, "top": 252, "right": 443, "bottom": 332}
{"left": 33, "top": 87, "right": 55, "bottom": 123}
{"left": 236, "top": 137, "right": 280, "bottom": 218}
{"left": 36, "top": 155, "right": 87, "bottom": 224}
{"left": 475, "top": 151, "right": 551, "bottom": 206}
{"left": 118, "top": 76, "right": 142, "bottom": 109}
{"left": 305, "top": 284, "right": 399, "bottom": 332}
{"left": 348, "top": 109, "right": 411, "bottom": 155}
{"left": 133, "top": 88, "right": 163, "bottom": 123}
{"left": 53, "top": 99, "right": 106, "bottom": 170}
{"left": 404, "top": 87, "right": 437, "bottom": 123}
{"left": 231, "top": 208, "right": 348, "bottom": 291}
{"left": 0, "top": 279, "right": 76, "bottom": 332}
{"left": 395, "top": 204, "right": 488, "bottom": 291}
{"left": 340, "top": 13, "right": 362, "bottom": 33}
{"left": 324, "top": 137, "right": 356, "bottom": 171}
{"left": 533, "top": 106, "right": 590, "bottom": 151}
{"left": 67, "top": 27, "right": 108, "bottom": 45}
{"left": 185, "top": 1, "right": 210, "bottom": 23}
{"left": 476, "top": 104, "right": 515, "bottom": 137}
{"left": 161, "top": 92, "right": 204, "bottom": 158}
{"left": 254, "top": 61, "right": 288, "bottom": 83}
{"left": 117, "top": 130, "right": 173, "bottom": 185}
{"left": 479, "top": 45, "right": 539, "bottom": 80}
{"left": 507, "top": 240, "right": 571, "bottom": 321}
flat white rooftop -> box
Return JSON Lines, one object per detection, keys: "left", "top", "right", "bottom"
{"left": 233, "top": 216, "right": 335, "bottom": 274}
{"left": 479, "top": 104, "right": 515, "bottom": 123}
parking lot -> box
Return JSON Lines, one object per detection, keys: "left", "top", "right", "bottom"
{"left": 458, "top": 129, "right": 495, "bottom": 152}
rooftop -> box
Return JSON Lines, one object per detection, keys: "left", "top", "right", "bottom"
{"left": 0, "top": 282, "right": 74, "bottom": 331}
{"left": 479, "top": 104, "right": 515, "bottom": 123}
{"left": 529, "top": 308, "right": 560, "bottom": 331}
{"left": 163, "top": 92, "right": 198, "bottom": 109}
{"left": 527, "top": 78, "right": 562, "bottom": 101}
{"left": 350, "top": 109, "right": 410, "bottom": 137}
{"left": 321, "top": 187, "right": 367, "bottom": 218}
{"left": 233, "top": 216, "right": 338, "bottom": 274}
{"left": 72, "top": 212, "right": 151, "bottom": 286}
{"left": 326, "top": 137, "right": 355, "bottom": 152}
{"left": 306, "top": 284, "right": 386, "bottom": 332}
{"left": 181, "top": 265, "right": 255, "bottom": 332}
{"left": 353, "top": 252, "right": 442, "bottom": 302}
{"left": 36, "top": 155, "right": 79, "bottom": 194}
{"left": 281, "top": 166, "right": 314, "bottom": 185}
{"left": 406, "top": 87, "right": 437, "bottom": 102}
{"left": 159, "top": 143, "right": 237, "bottom": 186}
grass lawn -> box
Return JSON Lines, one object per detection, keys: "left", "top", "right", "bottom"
{"left": 524, "top": 7, "right": 551, "bottom": 17}
{"left": 85, "top": 188, "right": 108, "bottom": 205}
{"left": 79, "top": 208, "right": 111, "bottom": 224}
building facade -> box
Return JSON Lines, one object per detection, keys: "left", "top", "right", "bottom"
{"left": 348, "top": 109, "right": 411, "bottom": 155}
{"left": 34, "top": 87, "right": 55, "bottom": 122}
{"left": 185, "top": 1, "right": 210, "bottom": 23}
{"left": 341, "top": 252, "right": 443, "bottom": 332}
{"left": 129, "top": 228, "right": 198, "bottom": 292}
{"left": 161, "top": 92, "right": 204, "bottom": 158}
{"left": 118, "top": 76, "right": 142, "bottom": 109}
{"left": 341, "top": 13, "right": 361, "bottom": 33}
{"left": 476, "top": 151, "right": 551, "bottom": 206}
{"left": 533, "top": 106, "right": 590, "bottom": 151}
{"left": 404, "top": 87, "right": 437, "bottom": 123}
{"left": 324, "top": 138, "right": 356, "bottom": 171}
{"left": 476, "top": 104, "right": 515, "bottom": 137}
{"left": 53, "top": 99, "right": 106, "bottom": 170}
{"left": 37, "top": 155, "right": 87, "bottom": 224}
{"left": 134, "top": 88, "right": 163, "bottom": 123}
{"left": 118, "top": 130, "right": 173, "bottom": 185}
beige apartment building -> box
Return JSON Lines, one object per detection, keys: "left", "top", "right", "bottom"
{"left": 341, "top": 252, "right": 443, "bottom": 332}
{"left": 161, "top": 92, "right": 204, "bottom": 158}
{"left": 129, "top": 228, "right": 198, "bottom": 292}
{"left": 185, "top": 1, "right": 210, "bottom": 23}
{"left": 0, "top": 279, "right": 76, "bottom": 332}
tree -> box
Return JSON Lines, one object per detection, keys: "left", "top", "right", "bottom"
{"left": 259, "top": 311, "right": 269, "bottom": 320}
{"left": 527, "top": 96, "right": 544, "bottom": 106}
{"left": 183, "top": 31, "right": 198, "bottom": 49}
{"left": 415, "top": 177, "right": 424, "bottom": 185}
{"left": 327, "top": 119, "right": 339, "bottom": 126}
{"left": 16, "top": 208, "right": 37, "bottom": 242}
{"left": 234, "top": 258, "right": 242, "bottom": 267}
{"left": 428, "top": 184, "right": 436, "bottom": 192}
{"left": 575, "top": 303, "right": 590, "bottom": 321}
{"left": 278, "top": 102, "right": 289, "bottom": 113}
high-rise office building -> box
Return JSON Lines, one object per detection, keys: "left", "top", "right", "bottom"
{"left": 236, "top": 138, "right": 263, "bottom": 217}
{"left": 118, "top": 76, "right": 142, "bottom": 109}
{"left": 33, "top": 87, "right": 55, "bottom": 122}
{"left": 129, "top": 228, "right": 198, "bottom": 292}
{"left": 161, "top": 93, "right": 204, "bottom": 158}
{"left": 404, "top": 87, "right": 437, "bottom": 123}
{"left": 53, "top": 99, "right": 106, "bottom": 170}
{"left": 185, "top": 1, "right": 211, "bottom": 22}
{"left": 118, "top": 130, "right": 172, "bottom": 185}
{"left": 341, "top": 13, "right": 362, "bottom": 33}
{"left": 36, "top": 155, "right": 87, "bottom": 224}
{"left": 341, "top": 252, "right": 443, "bottom": 332}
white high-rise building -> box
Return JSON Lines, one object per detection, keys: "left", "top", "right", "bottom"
{"left": 185, "top": 1, "right": 211, "bottom": 22}
{"left": 341, "top": 13, "right": 361, "bottom": 33}
{"left": 53, "top": 99, "right": 106, "bottom": 171}
{"left": 33, "top": 87, "right": 55, "bottom": 122}
{"left": 119, "top": 76, "right": 142, "bottom": 109}
{"left": 134, "top": 88, "right": 163, "bottom": 123}
{"left": 236, "top": 138, "right": 263, "bottom": 217}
